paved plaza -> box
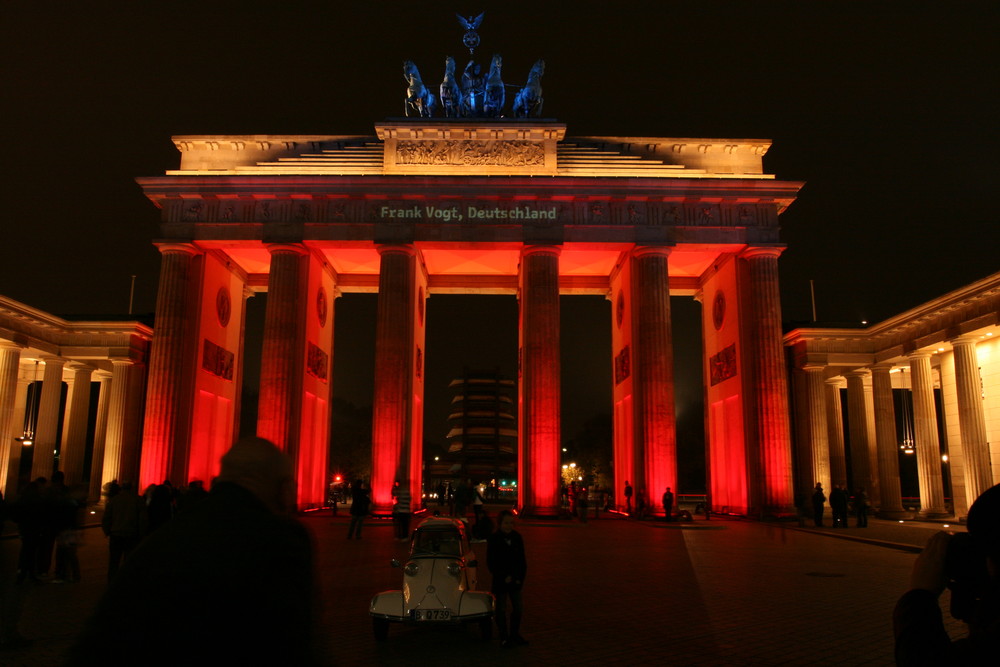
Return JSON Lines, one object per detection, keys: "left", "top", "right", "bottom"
{"left": 1, "top": 509, "right": 967, "bottom": 666}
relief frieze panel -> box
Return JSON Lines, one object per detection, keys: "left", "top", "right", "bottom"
{"left": 395, "top": 140, "right": 544, "bottom": 167}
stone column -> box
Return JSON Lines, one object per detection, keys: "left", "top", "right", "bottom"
{"left": 59, "top": 364, "right": 93, "bottom": 485}
{"left": 825, "top": 378, "right": 848, "bottom": 489}
{"left": 845, "top": 370, "right": 878, "bottom": 501}
{"left": 802, "top": 366, "right": 831, "bottom": 495}
{"left": 371, "top": 245, "right": 418, "bottom": 512}
{"left": 741, "top": 247, "right": 795, "bottom": 516}
{"left": 4, "top": 370, "right": 31, "bottom": 494}
{"left": 871, "top": 365, "right": 904, "bottom": 515}
{"left": 31, "top": 356, "right": 65, "bottom": 480}
{"left": 518, "top": 245, "right": 561, "bottom": 516}
{"left": 630, "top": 247, "right": 676, "bottom": 514}
{"left": 140, "top": 243, "right": 201, "bottom": 488}
{"left": 951, "top": 335, "right": 992, "bottom": 506}
{"left": 0, "top": 344, "right": 22, "bottom": 496}
{"left": 88, "top": 371, "right": 112, "bottom": 503}
{"left": 908, "top": 352, "right": 947, "bottom": 516}
{"left": 257, "top": 244, "right": 308, "bottom": 452}
{"left": 103, "top": 359, "right": 142, "bottom": 486}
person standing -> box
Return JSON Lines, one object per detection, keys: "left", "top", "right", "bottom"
{"left": 624, "top": 481, "right": 633, "bottom": 515}
{"left": 487, "top": 510, "right": 528, "bottom": 647}
{"left": 662, "top": 487, "right": 675, "bottom": 522}
{"left": 577, "top": 487, "right": 589, "bottom": 524}
{"left": 392, "top": 481, "right": 412, "bottom": 541}
{"left": 811, "top": 483, "right": 826, "bottom": 527}
{"left": 347, "top": 480, "right": 370, "bottom": 540}
{"left": 830, "top": 485, "right": 849, "bottom": 528}
{"left": 101, "top": 482, "right": 148, "bottom": 582}
{"left": 855, "top": 487, "right": 870, "bottom": 528}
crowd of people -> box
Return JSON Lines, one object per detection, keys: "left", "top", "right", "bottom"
{"left": 809, "top": 482, "right": 873, "bottom": 528}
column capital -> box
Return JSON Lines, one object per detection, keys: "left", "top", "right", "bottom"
{"left": 94, "top": 369, "right": 114, "bottom": 380}
{"left": 109, "top": 357, "right": 137, "bottom": 367}
{"left": 39, "top": 354, "right": 66, "bottom": 367}
{"left": 907, "top": 350, "right": 933, "bottom": 361}
{"left": 154, "top": 242, "right": 201, "bottom": 256}
{"left": 376, "top": 244, "right": 416, "bottom": 258}
{"left": 266, "top": 242, "right": 308, "bottom": 256}
{"left": 521, "top": 244, "right": 561, "bottom": 258}
{"left": 632, "top": 245, "right": 673, "bottom": 259}
{"left": 949, "top": 334, "right": 981, "bottom": 347}
{"left": 871, "top": 362, "right": 896, "bottom": 372}
{"left": 824, "top": 377, "right": 845, "bottom": 388}
{"left": 740, "top": 244, "right": 785, "bottom": 260}
{"left": 844, "top": 368, "right": 870, "bottom": 379}
{"left": 65, "top": 361, "right": 95, "bottom": 373}
{"left": 0, "top": 340, "right": 24, "bottom": 352}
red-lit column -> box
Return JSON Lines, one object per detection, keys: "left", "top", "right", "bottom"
{"left": 740, "top": 247, "right": 795, "bottom": 516}
{"left": 0, "top": 343, "right": 22, "bottom": 496}
{"left": 257, "top": 244, "right": 308, "bottom": 453}
{"left": 370, "top": 245, "right": 419, "bottom": 512}
{"left": 951, "top": 336, "right": 992, "bottom": 506}
{"left": 140, "top": 243, "right": 202, "bottom": 489}
{"left": 871, "top": 364, "right": 905, "bottom": 515}
{"left": 845, "top": 370, "right": 878, "bottom": 501}
{"left": 908, "top": 351, "right": 947, "bottom": 516}
{"left": 60, "top": 364, "right": 93, "bottom": 485}
{"left": 88, "top": 370, "right": 112, "bottom": 503}
{"left": 630, "top": 247, "right": 676, "bottom": 514}
{"left": 103, "top": 358, "right": 145, "bottom": 486}
{"left": 518, "top": 245, "right": 561, "bottom": 516}
{"left": 825, "top": 378, "right": 848, "bottom": 488}
{"left": 800, "top": 365, "right": 831, "bottom": 495}
{"left": 31, "top": 356, "right": 66, "bottom": 480}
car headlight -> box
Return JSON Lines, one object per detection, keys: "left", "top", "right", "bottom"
{"left": 404, "top": 562, "right": 420, "bottom": 577}
{"left": 446, "top": 562, "right": 462, "bottom": 577}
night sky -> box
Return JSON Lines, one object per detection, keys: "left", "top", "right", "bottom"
{"left": 2, "top": 3, "right": 996, "bottom": 468}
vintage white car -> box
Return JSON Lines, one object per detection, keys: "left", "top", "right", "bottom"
{"left": 370, "top": 516, "right": 494, "bottom": 640}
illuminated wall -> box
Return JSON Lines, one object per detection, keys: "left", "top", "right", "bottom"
{"left": 700, "top": 255, "right": 749, "bottom": 514}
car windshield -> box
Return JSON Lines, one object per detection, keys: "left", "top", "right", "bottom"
{"left": 411, "top": 527, "right": 463, "bottom": 557}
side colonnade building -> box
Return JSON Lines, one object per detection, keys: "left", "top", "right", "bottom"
{"left": 134, "top": 119, "right": 804, "bottom": 516}
{"left": 0, "top": 297, "right": 150, "bottom": 499}
{"left": 785, "top": 271, "right": 1000, "bottom": 518}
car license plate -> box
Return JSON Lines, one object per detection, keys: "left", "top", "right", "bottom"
{"left": 412, "top": 609, "right": 450, "bottom": 621}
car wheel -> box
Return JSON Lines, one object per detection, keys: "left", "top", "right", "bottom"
{"left": 479, "top": 617, "right": 493, "bottom": 640}
{"left": 373, "top": 617, "right": 389, "bottom": 641}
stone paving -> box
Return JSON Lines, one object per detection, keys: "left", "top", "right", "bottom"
{"left": 0, "top": 508, "right": 969, "bottom": 666}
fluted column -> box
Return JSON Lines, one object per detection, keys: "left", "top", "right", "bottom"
{"left": 951, "top": 336, "right": 992, "bottom": 506}
{"left": 630, "top": 247, "right": 676, "bottom": 513}
{"left": 909, "top": 352, "right": 947, "bottom": 516}
{"left": 0, "top": 344, "right": 23, "bottom": 496}
{"left": 741, "top": 246, "right": 795, "bottom": 516}
{"left": 140, "top": 243, "right": 201, "bottom": 488}
{"left": 825, "top": 378, "right": 848, "bottom": 488}
{"left": 88, "top": 371, "right": 112, "bottom": 503}
{"left": 845, "top": 370, "right": 878, "bottom": 501}
{"left": 518, "top": 245, "right": 561, "bottom": 516}
{"left": 371, "top": 245, "right": 417, "bottom": 512}
{"left": 871, "top": 365, "right": 904, "bottom": 515}
{"left": 258, "top": 244, "right": 308, "bottom": 453}
{"left": 60, "top": 364, "right": 93, "bottom": 485}
{"left": 31, "top": 356, "right": 65, "bottom": 480}
{"left": 802, "top": 366, "right": 831, "bottom": 495}
{"left": 4, "top": 370, "right": 31, "bottom": 494}
{"left": 103, "top": 359, "right": 143, "bottom": 486}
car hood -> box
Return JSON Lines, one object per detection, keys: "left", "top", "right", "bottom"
{"left": 403, "top": 558, "right": 469, "bottom": 611}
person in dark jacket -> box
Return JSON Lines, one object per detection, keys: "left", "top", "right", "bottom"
{"left": 69, "top": 437, "right": 319, "bottom": 667}
{"left": 487, "top": 510, "right": 528, "bottom": 647}
{"left": 811, "top": 483, "right": 826, "bottom": 527}
{"left": 893, "top": 483, "right": 1000, "bottom": 665}
{"left": 347, "top": 480, "right": 370, "bottom": 540}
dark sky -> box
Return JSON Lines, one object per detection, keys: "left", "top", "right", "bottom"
{"left": 2, "top": 2, "right": 997, "bottom": 452}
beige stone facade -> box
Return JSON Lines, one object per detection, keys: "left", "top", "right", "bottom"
{"left": 786, "top": 271, "right": 1000, "bottom": 517}
{"left": 0, "top": 296, "right": 151, "bottom": 497}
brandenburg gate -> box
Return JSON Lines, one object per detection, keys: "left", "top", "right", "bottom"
{"left": 135, "top": 119, "right": 803, "bottom": 517}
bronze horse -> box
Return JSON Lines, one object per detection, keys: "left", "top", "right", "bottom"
{"left": 439, "top": 57, "right": 462, "bottom": 118}
{"left": 513, "top": 59, "right": 545, "bottom": 118}
{"left": 403, "top": 60, "right": 437, "bottom": 118}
